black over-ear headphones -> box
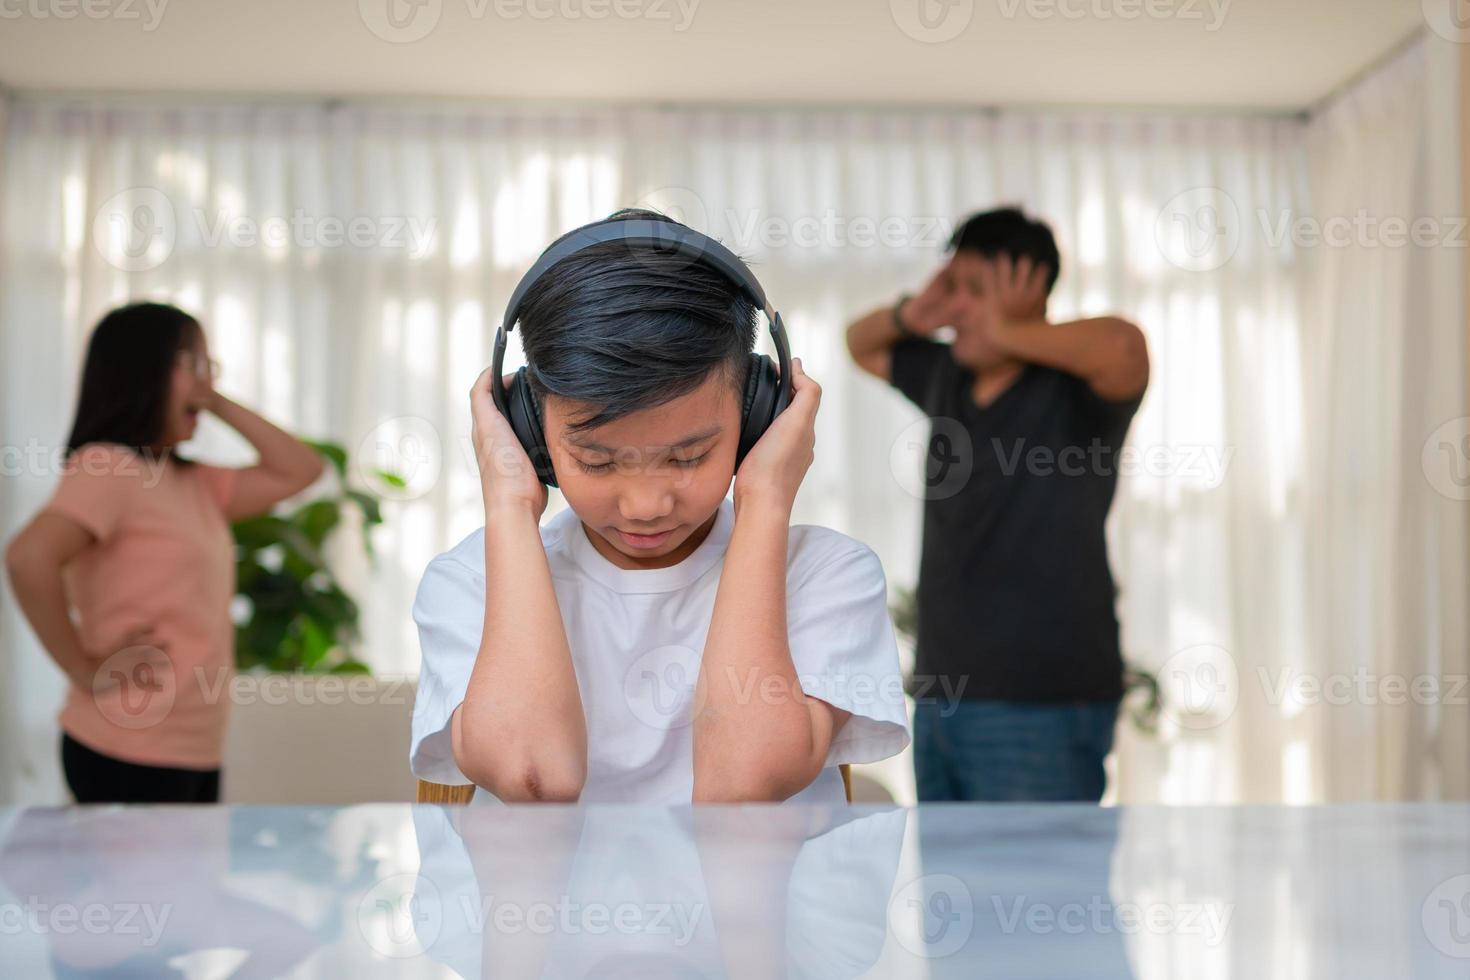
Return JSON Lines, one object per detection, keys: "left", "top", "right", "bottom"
{"left": 489, "top": 216, "right": 793, "bottom": 488}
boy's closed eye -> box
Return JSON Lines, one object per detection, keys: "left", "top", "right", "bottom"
{"left": 574, "top": 451, "right": 710, "bottom": 475}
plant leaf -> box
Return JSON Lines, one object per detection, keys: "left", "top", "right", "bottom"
{"left": 229, "top": 435, "right": 377, "bottom": 678}
{"left": 329, "top": 660, "right": 372, "bottom": 675}
{"left": 291, "top": 499, "right": 342, "bottom": 550}
{"left": 299, "top": 616, "right": 335, "bottom": 671}
{"left": 345, "top": 490, "right": 383, "bottom": 526}
{"left": 373, "top": 469, "right": 407, "bottom": 489}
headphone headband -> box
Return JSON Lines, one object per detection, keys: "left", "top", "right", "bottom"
{"left": 502, "top": 217, "right": 773, "bottom": 330}
{"left": 491, "top": 215, "right": 790, "bottom": 423}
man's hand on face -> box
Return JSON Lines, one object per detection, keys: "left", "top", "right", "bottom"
{"left": 900, "top": 264, "right": 957, "bottom": 337}
{"left": 976, "top": 254, "right": 1050, "bottom": 343}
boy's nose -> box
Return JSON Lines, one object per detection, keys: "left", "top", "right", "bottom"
{"left": 618, "top": 483, "right": 675, "bottom": 525}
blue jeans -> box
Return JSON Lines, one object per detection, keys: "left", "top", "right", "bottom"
{"left": 913, "top": 699, "right": 1119, "bottom": 802}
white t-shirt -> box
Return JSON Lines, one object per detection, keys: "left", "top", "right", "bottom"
{"left": 410, "top": 496, "right": 910, "bottom": 804}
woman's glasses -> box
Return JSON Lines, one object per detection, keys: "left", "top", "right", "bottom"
{"left": 177, "top": 350, "right": 221, "bottom": 381}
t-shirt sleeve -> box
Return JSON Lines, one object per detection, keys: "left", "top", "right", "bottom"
{"left": 410, "top": 553, "right": 483, "bottom": 786}
{"left": 194, "top": 464, "right": 240, "bottom": 515}
{"left": 786, "top": 535, "right": 911, "bottom": 768}
{"left": 1068, "top": 374, "right": 1144, "bottom": 445}
{"left": 41, "top": 445, "right": 143, "bottom": 543}
{"left": 888, "top": 338, "right": 954, "bottom": 415}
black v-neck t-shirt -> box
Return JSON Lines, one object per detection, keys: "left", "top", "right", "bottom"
{"left": 890, "top": 339, "right": 1141, "bottom": 702}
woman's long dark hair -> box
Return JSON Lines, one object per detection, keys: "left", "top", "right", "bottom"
{"left": 65, "top": 302, "right": 202, "bottom": 463}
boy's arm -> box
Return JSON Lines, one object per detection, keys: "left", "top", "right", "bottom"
{"left": 452, "top": 370, "right": 587, "bottom": 802}
{"left": 693, "top": 358, "right": 850, "bottom": 803}
{"left": 693, "top": 500, "right": 852, "bottom": 802}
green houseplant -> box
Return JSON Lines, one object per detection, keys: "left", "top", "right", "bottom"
{"left": 230, "top": 441, "right": 402, "bottom": 675}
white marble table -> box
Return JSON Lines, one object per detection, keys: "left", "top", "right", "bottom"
{"left": 0, "top": 803, "right": 1467, "bottom": 978}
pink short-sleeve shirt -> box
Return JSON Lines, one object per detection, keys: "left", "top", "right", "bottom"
{"left": 43, "top": 444, "right": 239, "bottom": 769}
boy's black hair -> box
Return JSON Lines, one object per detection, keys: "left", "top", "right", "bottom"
{"left": 515, "top": 208, "right": 759, "bottom": 434}
{"left": 948, "top": 207, "right": 1062, "bottom": 295}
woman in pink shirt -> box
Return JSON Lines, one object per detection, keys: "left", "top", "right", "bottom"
{"left": 5, "top": 303, "right": 324, "bottom": 803}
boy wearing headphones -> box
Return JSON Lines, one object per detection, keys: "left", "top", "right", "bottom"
{"left": 409, "top": 210, "right": 910, "bottom": 804}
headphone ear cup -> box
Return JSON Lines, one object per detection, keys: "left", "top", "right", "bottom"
{"left": 506, "top": 368, "right": 558, "bottom": 487}
{"left": 737, "top": 353, "right": 780, "bottom": 469}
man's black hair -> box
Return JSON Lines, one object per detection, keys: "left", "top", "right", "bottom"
{"left": 948, "top": 207, "right": 1062, "bottom": 295}
{"left": 515, "top": 208, "right": 759, "bottom": 434}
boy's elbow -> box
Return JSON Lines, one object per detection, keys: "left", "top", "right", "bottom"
{"left": 456, "top": 732, "right": 585, "bottom": 803}
{"left": 693, "top": 771, "right": 811, "bottom": 804}
{"left": 692, "top": 754, "right": 822, "bottom": 804}
{"left": 458, "top": 756, "right": 585, "bottom": 803}
{"left": 516, "top": 752, "right": 586, "bottom": 802}
{"left": 492, "top": 764, "right": 585, "bottom": 803}
{"left": 692, "top": 775, "right": 771, "bottom": 804}
{"left": 692, "top": 706, "right": 834, "bottom": 802}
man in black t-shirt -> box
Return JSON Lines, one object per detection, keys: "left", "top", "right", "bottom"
{"left": 846, "top": 208, "right": 1149, "bottom": 802}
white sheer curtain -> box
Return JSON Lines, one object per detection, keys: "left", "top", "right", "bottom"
{"left": 0, "top": 37, "right": 1461, "bottom": 804}
{"left": 1298, "top": 36, "right": 1469, "bottom": 803}
{"left": 1115, "top": 35, "right": 1468, "bottom": 807}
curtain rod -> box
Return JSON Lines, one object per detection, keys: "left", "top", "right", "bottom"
{"left": 3, "top": 89, "right": 1308, "bottom": 122}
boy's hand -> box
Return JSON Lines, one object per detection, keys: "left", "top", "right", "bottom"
{"left": 732, "top": 357, "right": 819, "bottom": 518}
{"left": 470, "top": 367, "right": 549, "bottom": 519}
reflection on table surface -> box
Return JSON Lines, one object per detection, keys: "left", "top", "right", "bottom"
{"left": 0, "top": 803, "right": 1467, "bottom": 978}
